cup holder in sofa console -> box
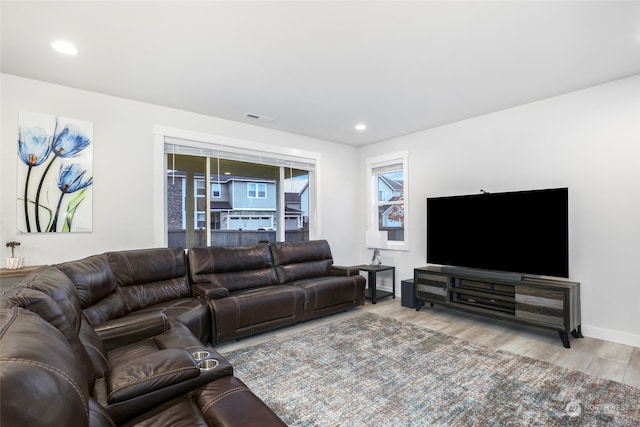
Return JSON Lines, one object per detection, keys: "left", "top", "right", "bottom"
{"left": 192, "top": 351, "right": 211, "bottom": 361}
{"left": 198, "top": 359, "right": 219, "bottom": 371}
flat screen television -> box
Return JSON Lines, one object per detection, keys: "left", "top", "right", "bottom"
{"left": 426, "top": 187, "right": 569, "bottom": 278}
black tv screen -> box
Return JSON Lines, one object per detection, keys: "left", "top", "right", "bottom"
{"left": 427, "top": 188, "right": 568, "bottom": 278}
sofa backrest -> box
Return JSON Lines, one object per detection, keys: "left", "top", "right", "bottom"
{"left": 58, "top": 248, "right": 190, "bottom": 324}
{"left": 57, "top": 254, "right": 125, "bottom": 325}
{"left": 188, "top": 243, "right": 279, "bottom": 292}
{"left": 269, "top": 240, "right": 334, "bottom": 284}
{"left": 7, "top": 266, "right": 84, "bottom": 338}
{"left": 107, "top": 247, "right": 190, "bottom": 312}
{"left": 1, "top": 266, "right": 98, "bottom": 388}
{"left": 0, "top": 307, "right": 92, "bottom": 427}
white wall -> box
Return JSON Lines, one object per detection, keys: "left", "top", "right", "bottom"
{"left": 3, "top": 73, "right": 639, "bottom": 347}
{"left": 0, "top": 74, "right": 362, "bottom": 266}
{"left": 358, "top": 75, "right": 640, "bottom": 347}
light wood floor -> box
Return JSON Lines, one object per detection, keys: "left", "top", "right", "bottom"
{"left": 216, "top": 298, "right": 640, "bottom": 389}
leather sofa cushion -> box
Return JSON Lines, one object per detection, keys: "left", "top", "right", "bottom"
{"left": 58, "top": 254, "right": 118, "bottom": 308}
{"left": 92, "top": 310, "right": 169, "bottom": 351}
{"left": 86, "top": 297, "right": 209, "bottom": 351}
{"left": 117, "top": 393, "right": 207, "bottom": 427}
{"left": 0, "top": 308, "right": 91, "bottom": 427}
{"left": 108, "top": 248, "right": 191, "bottom": 312}
{"left": 105, "top": 348, "right": 199, "bottom": 404}
{"left": 58, "top": 254, "right": 126, "bottom": 324}
{"left": 107, "top": 247, "right": 187, "bottom": 287}
{"left": 209, "top": 269, "right": 279, "bottom": 292}
{"left": 1, "top": 286, "right": 77, "bottom": 347}
{"left": 138, "top": 297, "right": 211, "bottom": 344}
{"left": 151, "top": 322, "right": 206, "bottom": 351}
{"left": 1, "top": 286, "right": 97, "bottom": 389}
{"left": 208, "top": 285, "right": 305, "bottom": 343}
{"left": 97, "top": 348, "right": 235, "bottom": 424}
{"left": 83, "top": 291, "right": 127, "bottom": 326}
{"left": 270, "top": 240, "right": 333, "bottom": 283}
{"left": 79, "top": 317, "right": 110, "bottom": 378}
{"left": 192, "top": 282, "right": 230, "bottom": 299}
{"left": 118, "top": 376, "right": 286, "bottom": 427}
{"left": 275, "top": 259, "right": 332, "bottom": 284}
{"left": 105, "top": 322, "right": 206, "bottom": 371}
{"left": 195, "top": 376, "right": 287, "bottom": 426}
{"left": 15, "top": 266, "right": 84, "bottom": 331}
{"left": 216, "top": 286, "right": 305, "bottom": 329}
{"left": 293, "top": 276, "right": 365, "bottom": 312}
{"left": 188, "top": 244, "right": 279, "bottom": 292}
{"left": 88, "top": 398, "right": 116, "bottom": 427}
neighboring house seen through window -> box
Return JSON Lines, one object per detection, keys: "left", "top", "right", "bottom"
{"left": 366, "top": 151, "right": 408, "bottom": 250}
{"left": 165, "top": 141, "right": 315, "bottom": 248}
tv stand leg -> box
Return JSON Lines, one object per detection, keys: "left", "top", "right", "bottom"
{"left": 570, "top": 325, "right": 584, "bottom": 339}
{"left": 558, "top": 330, "right": 571, "bottom": 348}
{"left": 416, "top": 300, "right": 424, "bottom": 311}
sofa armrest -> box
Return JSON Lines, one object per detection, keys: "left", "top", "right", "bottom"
{"left": 328, "top": 265, "right": 361, "bottom": 277}
{"left": 196, "top": 376, "right": 287, "bottom": 426}
{"left": 94, "top": 311, "right": 169, "bottom": 351}
{"left": 191, "top": 282, "right": 230, "bottom": 300}
{"left": 106, "top": 348, "right": 199, "bottom": 404}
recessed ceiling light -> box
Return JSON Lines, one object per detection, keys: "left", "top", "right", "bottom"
{"left": 354, "top": 123, "right": 367, "bottom": 131}
{"left": 51, "top": 40, "right": 78, "bottom": 55}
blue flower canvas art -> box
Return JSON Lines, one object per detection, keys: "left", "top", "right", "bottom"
{"left": 17, "top": 112, "right": 94, "bottom": 233}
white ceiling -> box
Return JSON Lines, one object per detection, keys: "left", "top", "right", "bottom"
{"left": 2, "top": 1, "right": 640, "bottom": 146}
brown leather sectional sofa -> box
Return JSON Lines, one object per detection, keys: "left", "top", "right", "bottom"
{"left": 0, "top": 240, "right": 365, "bottom": 426}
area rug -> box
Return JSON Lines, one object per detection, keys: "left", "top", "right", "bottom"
{"left": 222, "top": 313, "right": 640, "bottom": 426}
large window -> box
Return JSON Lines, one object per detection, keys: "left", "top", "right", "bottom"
{"left": 366, "top": 151, "right": 408, "bottom": 250}
{"left": 164, "top": 139, "right": 315, "bottom": 248}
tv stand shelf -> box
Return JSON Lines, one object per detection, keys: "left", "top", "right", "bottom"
{"left": 414, "top": 266, "right": 582, "bottom": 348}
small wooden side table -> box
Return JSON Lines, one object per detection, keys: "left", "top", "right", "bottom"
{"left": 356, "top": 264, "right": 396, "bottom": 304}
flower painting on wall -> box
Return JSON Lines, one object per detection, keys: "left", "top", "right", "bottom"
{"left": 17, "top": 112, "right": 94, "bottom": 233}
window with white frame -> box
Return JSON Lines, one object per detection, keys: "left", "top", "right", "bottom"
{"left": 212, "top": 183, "right": 221, "bottom": 198}
{"left": 247, "top": 182, "right": 267, "bottom": 199}
{"left": 163, "top": 137, "right": 317, "bottom": 248}
{"left": 366, "top": 151, "right": 408, "bottom": 250}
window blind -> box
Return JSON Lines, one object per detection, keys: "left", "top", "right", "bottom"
{"left": 164, "top": 137, "right": 316, "bottom": 171}
{"left": 373, "top": 162, "right": 403, "bottom": 175}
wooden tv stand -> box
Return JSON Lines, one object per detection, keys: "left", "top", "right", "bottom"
{"left": 414, "top": 265, "right": 582, "bottom": 348}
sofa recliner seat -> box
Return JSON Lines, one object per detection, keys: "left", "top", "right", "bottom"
{"left": 188, "top": 240, "right": 365, "bottom": 344}
{"left": 57, "top": 247, "right": 210, "bottom": 344}
{"left": 0, "top": 307, "right": 286, "bottom": 427}
{"left": 206, "top": 285, "right": 306, "bottom": 343}
{"left": 118, "top": 375, "right": 287, "bottom": 427}
{"left": 270, "top": 240, "right": 366, "bottom": 320}
{"left": 188, "top": 242, "right": 306, "bottom": 344}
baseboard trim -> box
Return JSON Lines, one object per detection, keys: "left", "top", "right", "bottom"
{"left": 582, "top": 324, "right": 640, "bottom": 347}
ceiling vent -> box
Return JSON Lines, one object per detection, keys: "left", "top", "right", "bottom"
{"left": 244, "top": 113, "right": 274, "bottom": 122}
